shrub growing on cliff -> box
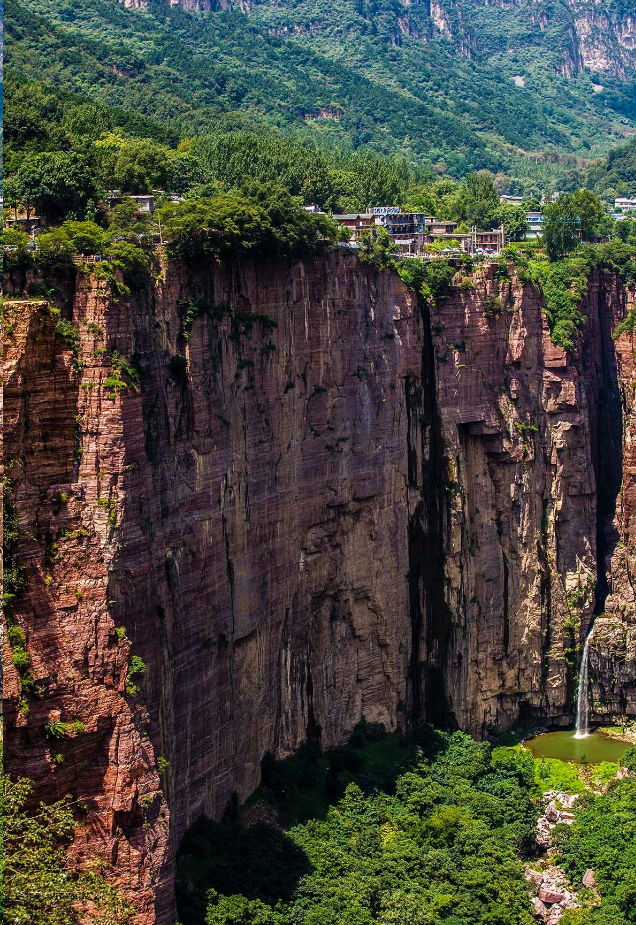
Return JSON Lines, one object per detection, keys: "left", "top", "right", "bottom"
{"left": 104, "top": 240, "right": 149, "bottom": 287}
{"left": 357, "top": 226, "right": 397, "bottom": 270}
{"left": 55, "top": 318, "right": 81, "bottom": 353}
{"left": 129, "top": 655, "right": 147, "bottom": 677}
{"left": 3, "top": 476, "right": 27, "bottom": 611}
{"left": 44, "top": 720, "right": 70, "bottom": 738}
{"left": 103, "top": 351, "right": 140, "bottom": 398}
{"left": 398, "top": 258, "right": 456, "bottom": 306}
{"left": 527, "top": 257, "right": 590, "bottom": 352}
{"left": 126, "top": 655, "right": 147, "bottom": 696}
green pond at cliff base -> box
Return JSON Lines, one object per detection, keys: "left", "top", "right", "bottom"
{"left": 525, "top": 730, "right": 630, "bottom": 763}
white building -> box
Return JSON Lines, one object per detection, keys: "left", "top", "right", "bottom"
{"left": 614, "top": 197, "right": 636, "bottom": 213}
{"left": 526, "top": 211, "right": 543, "bottom": 239}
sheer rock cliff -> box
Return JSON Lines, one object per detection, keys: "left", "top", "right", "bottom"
{"left": 590, "top": 280, "right": 636, "bottom": 722}
{"left": 3, "top": 254, "right": 635, "bottom": 922}
{"left": 424, "top": 265, "right": 633, "bottom": 734}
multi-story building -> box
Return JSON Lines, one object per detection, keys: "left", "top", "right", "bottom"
{"left": 372, "top": 208, "right": 429, "bottom": 253}
{"left": 332, "top": 208, "right": 507, "bottom": 256}
{"left": 372, "top": 207, "right": 428, "bottom": 236}
{"left": 615, "top": 197, "right": 636, "bottom": 214}
{"left": 331, "top": 213, "right": 376, "bottom": 240}
{"left": 474, "top": 226, "right": 506, "bottom": 254}
{"left": 526, "top": 211, "right": 543, "bottom": 239}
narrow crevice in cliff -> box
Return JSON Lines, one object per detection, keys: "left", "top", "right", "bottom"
{"left": 593, "top": 285, "right": 624, "bottom": 616}
{"left": 408, "top": 300, "right": 454, "bottom": 729}
{"left": 502, "top": 553, "right": 510, "bottom": 654}
{"left": 220, "top": 480, "right": 237, "bottom": 705}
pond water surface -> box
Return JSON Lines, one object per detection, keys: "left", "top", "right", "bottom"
{"left": 525, "top": 730, "right": 631, "bottom": 763}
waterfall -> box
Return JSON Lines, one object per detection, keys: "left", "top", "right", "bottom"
{"left": 574, "top": 628, "right": 594, "bottom": 739}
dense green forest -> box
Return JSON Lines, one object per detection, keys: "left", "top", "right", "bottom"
{"left": 174, "top": 724, "right": 636, "bottom": 925}
{"left": 5, "top": 70, "right": 629, "bottom": 234}
{"left": 588, "top": 136, "right": 636, "bottom": 198}
{"left": 2, "top": 71, "right": 424, "bottom": 214}
{"left": 177, "top": 726, "right": 539, "bottom": 925}
{"left": 557, "top": 772, "right": 636, "bottom": 925}
{"left": 245, "top": 0, "right": 636, "bottom": 136}
{"left": 5, "top": 0, "right": 636, "bottom": 192}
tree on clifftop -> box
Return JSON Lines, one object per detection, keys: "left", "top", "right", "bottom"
{"left": 15, "top": 151, "right": 98, "bottom": 223}
{"left": 543, "top": 195, "right": 582, "bottom": 259}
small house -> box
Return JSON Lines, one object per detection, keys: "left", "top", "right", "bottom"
{"left": 332, "top": 213, "right": 376, "bottom": 240}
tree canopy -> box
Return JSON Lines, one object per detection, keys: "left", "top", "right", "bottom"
{"left": 178, "top": 728, "right": 539, "bottom": 925}
{"left": 2, "top": 765, "right": 135, "bottom": 925}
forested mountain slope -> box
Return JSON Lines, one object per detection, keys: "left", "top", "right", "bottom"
{"left": 589, "top": 134, "right": 636, "bottom": 196}
{"left": 5, "top": 0, "right": 636, "bottom": 188}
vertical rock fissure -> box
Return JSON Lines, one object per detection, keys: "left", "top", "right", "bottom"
{"left": 220, "top": 480, "right": 236, "bottom": 704}
{"left": 408, "top": 301, "right": 453, "bottom": 727}
{"left": 593, "top": 284, "right": 624, "bottom": 616}
{"left": 502, "top": 553, "right": 510, "bottom": 654}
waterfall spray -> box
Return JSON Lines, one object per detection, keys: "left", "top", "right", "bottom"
{"left": 574, "top": 627, "right": 594, "bottom": 739}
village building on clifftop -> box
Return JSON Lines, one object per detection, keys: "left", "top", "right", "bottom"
{"left": 331, "top": 206, "right": 507, "bottom": 257}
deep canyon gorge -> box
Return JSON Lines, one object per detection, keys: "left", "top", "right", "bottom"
{"left": 3, "top": 253, "right": 636, "bottom": 923}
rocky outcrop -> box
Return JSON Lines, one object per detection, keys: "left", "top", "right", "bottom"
{"left": 423, "top": 0, "right": 636, "bottom": 78}
{"left": 126, "top": 0, "right": 636, "bottom": 79}
{"left": 3, "top": 254, "right": 635, "bottom": 920}
{"left": 565, "top": 0, "right": 636, "bottom": 78}
{"left": 525, "top": 790, "right": 598, "bottom": 924}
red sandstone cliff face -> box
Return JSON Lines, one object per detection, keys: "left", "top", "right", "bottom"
{"left": 590, "top": 279, "right": 636, "bottom": 721}
{"left": 1, "top": 296, "right": 160, "bottom": 923}
{"left": 109, "top": 254, "right": 423, "bottom": 852}
{"left": 421, "top": 264, "right": 635, "bottom": 735}
{"left": 3, "top": 254, "right": 422, "bottom": 922}
{"left": 3, "top": 298, "right": 174, "bottom": 924}
{"left": 418, "top": 264, "right": 596, "bottom": 734}
{"left": 3, "top": 254, "right": 635, "bottom": 922}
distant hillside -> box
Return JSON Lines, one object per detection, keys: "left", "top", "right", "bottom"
{"left": 240, "top": 0, "right": 636, "bottom": 138}
{"left": 5, "top": 0, "right": 636, "bottom": 191}
{"left": 589, "top": 136, "right": 636, "bottom": 197}
{"left": 181, "top": 0, "right": 636, "bottom": 128}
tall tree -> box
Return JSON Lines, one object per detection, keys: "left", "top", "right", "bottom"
{"left": 543, "top": 194, "right": 581, "bottom": 259}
